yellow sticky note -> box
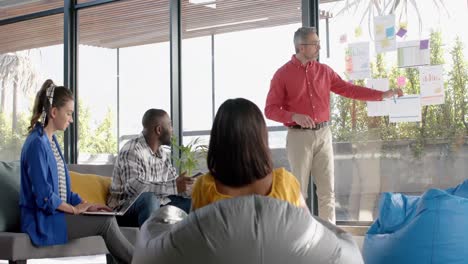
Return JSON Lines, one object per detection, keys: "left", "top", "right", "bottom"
{"left": 399, "top": 21, "right": 408, "bottom": 29}
{"left": 376, "top": 24, "right": 384, "bottom": 34}
{"left": 355, "top": 27, "right": 362, "bottom": 37}
{"left": 382, "top": 39, "right": 390, "bottom": 47}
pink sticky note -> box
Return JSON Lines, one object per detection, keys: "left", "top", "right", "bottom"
{"left": 396, "top": 28, "right": 407, "bottom": 37}
{"left": 340, "top": 34, "right": 347, "bottom": 43}
{"left": 397, "top": 76, "right": 406, "bottom": 87}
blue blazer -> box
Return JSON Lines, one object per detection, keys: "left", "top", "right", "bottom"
{"left": 19, "top": 124, "right": 82, "bottom": 246}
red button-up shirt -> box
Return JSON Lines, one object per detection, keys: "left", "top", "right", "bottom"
{"left": 265, "top": 55, "right": 384, "bottom": 126}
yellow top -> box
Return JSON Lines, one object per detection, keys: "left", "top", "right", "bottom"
{"left": 191, "top": 167, "right": 302, "bottom": 210}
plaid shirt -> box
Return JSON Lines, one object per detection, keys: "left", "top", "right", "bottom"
{"left": 107, "top": 133, "right": 178, "bottom": 209}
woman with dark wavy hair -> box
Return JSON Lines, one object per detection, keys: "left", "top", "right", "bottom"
{"left": 20, "top": 79, "right": 133, "bottom": 263}
{"left": 191, "top": 98, "right": 307, "bottom": 211}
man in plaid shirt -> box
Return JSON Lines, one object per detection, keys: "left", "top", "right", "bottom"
{"left": 107, "top": 109, "right": 194, "bottom": 227}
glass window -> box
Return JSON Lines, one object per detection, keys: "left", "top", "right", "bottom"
{"left": 0, "top": 14, "right": 64, "bottom": 161}
{"left": 214, "top": 22, "right": 304, "bottom": 155}
{"left": 119, "top": 42, "right": 171, "bottom": 144}
{"left": 0, "top": 0, "right": 63, "bottom": 20}
{"left": 77, "top": 0, "right": 170, "bottom": 164}
{"left": 181, "top": 0, "right": 302, "bottom": 149}
{"left": 180, "top": 0, "right": 302, "bottom": 177}
{"left": 214, "top": 24, "right": 300, "bottom": 129}
{"left": 182, "top": 36, "right": 213, "bottom": 136}
{"left": 320, "top": 0, "right": 468, "bottom": 221}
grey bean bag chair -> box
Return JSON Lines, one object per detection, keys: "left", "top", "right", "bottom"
{"left": 133, "top": 195, "right": 363, "bottom": 264}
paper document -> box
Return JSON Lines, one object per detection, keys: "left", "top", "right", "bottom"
{"left": 366, "top": 78, "right": 389, "bottom": 92}
{"left": 374, "top": 15, "right": 396, "bottom": 53}
{"left": 397, "top": 40, "right": 430, "bottom": 68}
{"left": 368, "top": 100, "right": 391, "bottom": 117}
{"left": 366, "top": 78, "right": 390, "bottom": 116}
{"left": 419, "top": 65, "right": 444, "bottom": 106}
{"left": 345, "top": 42, "right": 370, "bottom": 80}
{"left": 389, "top": 95, "right": 422, "bottom": 123}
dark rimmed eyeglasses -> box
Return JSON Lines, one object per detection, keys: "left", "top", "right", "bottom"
{"left": 300, "top": 41, "right": 321, "bottom": 46}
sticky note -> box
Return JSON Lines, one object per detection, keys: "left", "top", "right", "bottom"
{"left": 340, "top": 34, "right": 347, "bottom": 43}
{"left": 381, "top": 39, "right": 390, "bottom": 47}
{"left": 386, "top": 27, "right": 395, "bottom": 38}
{"left": 355, "top": 27, "right": 362, "bottom": 37}
{"left": 420, "top": 39, "right": 429, "bottom": 49}
{"left": 396, "top": 28, "right": 407, "bottom": 37}
{"left": 397, "top": 76, "right": 406, "bottom": 87}
{"left": 399, "top": 21, "right": 408, "bottom": 29}
{"left": 376, "top": 24, "right": 384, "bottom": 34}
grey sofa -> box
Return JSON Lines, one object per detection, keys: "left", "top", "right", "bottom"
{"left": 0, "top": 161, "right": 138, "bottom": 264}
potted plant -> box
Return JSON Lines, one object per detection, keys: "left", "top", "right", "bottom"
{"left": 171, "top": 137, "right": 208, "bottom": 177}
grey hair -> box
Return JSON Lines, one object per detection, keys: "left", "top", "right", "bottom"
{"left": 293, "top": 27, "right": 317, "bottom": 53}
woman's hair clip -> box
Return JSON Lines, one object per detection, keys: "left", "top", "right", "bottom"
{"left": 40, "top": 83, "right": 56, "bottom": 126}
{"left": 46, "top": 83, "right": 56, "bottom": 106}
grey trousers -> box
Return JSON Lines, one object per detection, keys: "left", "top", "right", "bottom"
{"left": 65, "top": 214, "right": 134, "bottom": 264}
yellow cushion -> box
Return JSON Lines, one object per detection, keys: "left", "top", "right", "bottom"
{"left": 69, "top": 171, "right": 111, "bottom": 205}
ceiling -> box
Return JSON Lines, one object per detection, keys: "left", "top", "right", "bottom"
{"left": 0, "top": 0, "right": 336, "bottom": 54}
{"left": 0, "top": 0, "right": 63, "bottom": 19}
{"left": 0, "top": 0, "right": 42, "bottom": 9}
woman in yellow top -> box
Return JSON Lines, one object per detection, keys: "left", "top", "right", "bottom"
{"left": 191, "top": 98, "right": 308, "bottom": 211}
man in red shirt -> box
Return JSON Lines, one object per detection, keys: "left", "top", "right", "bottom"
{"left": 265, "top": 27, "right": 402, "bottom": 223}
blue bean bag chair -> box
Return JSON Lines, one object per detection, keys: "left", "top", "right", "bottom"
{"left": 363, "top": 180, "right": 468, "bottom": 264}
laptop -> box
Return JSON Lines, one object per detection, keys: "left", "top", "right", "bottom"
{"left": 82, "top": 191, "right": 145, "bottom": 216}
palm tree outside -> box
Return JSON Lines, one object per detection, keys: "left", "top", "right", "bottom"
{"left": 0, "top": 51, "right": 39, "bottom": 133}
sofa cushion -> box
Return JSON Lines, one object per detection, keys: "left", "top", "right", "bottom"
{"left": 0, "top": 161, "right": 21, "bottom": 232}
{"left": 0, "top": 232, "right": 108, "bottom": 261}
{"left": 70, "top": 171, "right": 111, "bottom": 205}
{"left": 67, "top": 164, "right": 114, "bottom": 178}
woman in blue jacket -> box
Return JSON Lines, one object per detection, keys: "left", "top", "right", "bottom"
{"left": 20, "top": 79, "right": 133, "bottom": 263}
